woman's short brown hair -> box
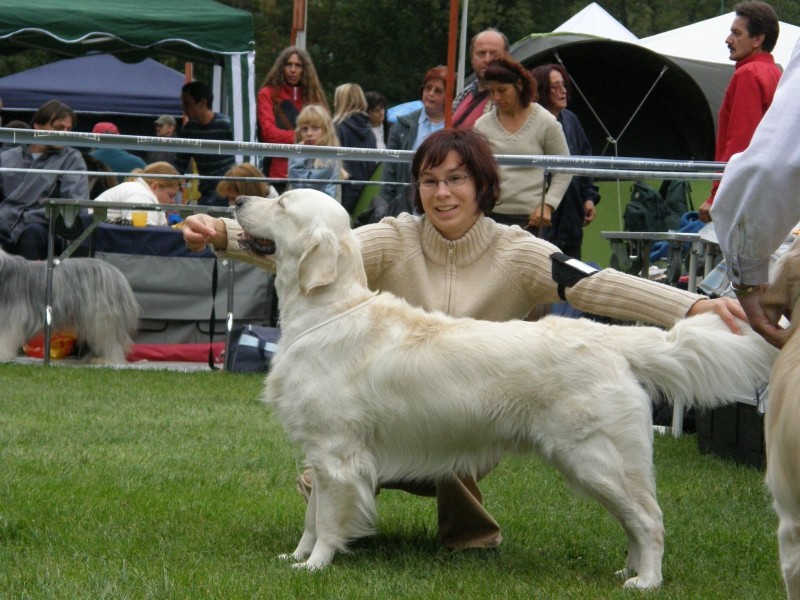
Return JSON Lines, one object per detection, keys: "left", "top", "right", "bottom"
{"left": 411, "top": 128, "right": 500, "bottom": 215}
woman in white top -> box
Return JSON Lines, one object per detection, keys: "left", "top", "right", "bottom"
{"left": 95, "top": 161, "right": 180, "bottom": 226}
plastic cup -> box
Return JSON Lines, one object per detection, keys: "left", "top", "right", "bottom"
{"left": 131, "top": 211, "right": 148, "bottom": 227}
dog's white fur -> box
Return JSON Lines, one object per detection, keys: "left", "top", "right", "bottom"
{"left": 235, "top": 189, "right": 777, "bottom": 589}
{"left": 764, "top": 239, "right": 800, "bottom": 600}
{"left": 0, "top": 249, "right": 139, "bottom": 363}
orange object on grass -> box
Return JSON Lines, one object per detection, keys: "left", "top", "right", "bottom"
{"left": 23, "top": 331, "right": 77, "bottom": 359}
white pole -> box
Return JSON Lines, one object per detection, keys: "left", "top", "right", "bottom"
{"left": 457, "top": 0, "right": 469, "bottom": 94}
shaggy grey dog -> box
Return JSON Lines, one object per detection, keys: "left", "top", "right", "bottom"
{"left": 0, "top": 249, "right": 140, "bottom": 363}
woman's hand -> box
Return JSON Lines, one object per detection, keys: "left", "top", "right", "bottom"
{"left": 183, "top": 214, "right": 228, "bottom": 252}
{"left": 582, "top": 200, "right": 596, "bottom": 226}
{"left": 686, "top": 296, "right": 746, "bottom": 334}
{"left": 528, "top": 203, "right": 553, "bottom": 229}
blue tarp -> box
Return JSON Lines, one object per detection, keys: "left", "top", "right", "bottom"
{"left": 0, "top": 54, "right": 184, "bottom": 116}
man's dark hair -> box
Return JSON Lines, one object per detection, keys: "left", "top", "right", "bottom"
{"left": 735, "top": 1, "right": 780, "bottom": 53}
{"left": 182, "top": 81, "right": 214, "bottom": 107}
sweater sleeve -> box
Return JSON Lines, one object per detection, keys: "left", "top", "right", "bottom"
{"left": 566, "top": 268, "right": 700, "bottom": 328}
{"left": 214, "top": 217, "right": 278, "bottom": 272}
{"left": 257, "top": 87, "right": 296, "bottom": 145}
{"left": 543, "top": 120, "right": 572, "bottom": 210}
{"left": 59, "top": 150, "right": 89, "bottom": 201}
{"left": 498, "top": 230, "right": 698, "bottom": 328}
{"left": 354, "top": 221, "right": 405, "bottom": 290}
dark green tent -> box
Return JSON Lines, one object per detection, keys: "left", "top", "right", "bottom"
{"left": 0, "top": 0, "right": 256, "bottom": 145}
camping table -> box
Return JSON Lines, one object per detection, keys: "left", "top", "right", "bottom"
{"left": 42, "top": 199, "right": 235, "bottom": 368}
{"left": 602, "top": 231, "right": 720, "bottom": 437}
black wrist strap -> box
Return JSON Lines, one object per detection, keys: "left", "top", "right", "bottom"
{"left": 550, "top": 252, "right": 599, "bottom": 301}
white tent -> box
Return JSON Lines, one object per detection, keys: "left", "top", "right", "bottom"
{"left": 554, "top": 2, "right": 638, "bottom": 42}
{"left": 638, "top": 12, "right": 800, "bottom": 68}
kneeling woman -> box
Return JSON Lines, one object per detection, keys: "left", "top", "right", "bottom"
{"left": 182, "top": 128, "right": 746, "bottom": 549}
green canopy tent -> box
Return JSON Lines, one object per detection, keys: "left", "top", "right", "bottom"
{"left": 0, "top": 0, "right": 256, "bottom": 148}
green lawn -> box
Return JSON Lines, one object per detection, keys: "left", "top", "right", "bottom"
{"left": 582, "top": 179, "right": 711, "bottom": 268}
{"left": 0, "top": 364, "right": 783, "bottom": 599}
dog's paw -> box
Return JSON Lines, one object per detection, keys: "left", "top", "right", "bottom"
{"left": 615, "top": 568, "right": 633, "bottom": 580}
{"left": 290, "top": 561, "right": 327, "bottom": 572}
{"left": 622, "top": 574, "right": 662, "bottom": 590}
{"left": 277, "top": 553, "right": 299, "bottom": 562}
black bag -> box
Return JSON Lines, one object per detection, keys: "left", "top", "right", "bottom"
{"left": 658, "top": 179, "right": 694, "bottom": 231}
{"left": 623, "top": 181, "right": 668, "bottom": 232}
{"left": 623, "top": 180, "right": 693, "bottom": 233}
{"left": 225, "top": 325, "right": 281, "bottom": 372}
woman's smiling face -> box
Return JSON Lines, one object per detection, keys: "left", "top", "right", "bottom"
{"left": 418, "top": 150, "right": 480, "bottom": 241}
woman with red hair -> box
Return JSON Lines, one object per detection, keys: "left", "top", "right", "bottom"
{"left": 360, "top": 65, "right": 448, "bottom": 224}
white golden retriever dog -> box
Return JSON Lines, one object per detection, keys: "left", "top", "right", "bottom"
{"left": 234, "top": 189, "right": 777, "bottom": 590}
{"left": 763, "top": 239, "right": 800, "bottom": 600}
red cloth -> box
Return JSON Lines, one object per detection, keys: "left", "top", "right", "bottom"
{"left": 708, "top": 52, "right": 781, "bottom": 204}
{"left": 127, "top": 342, "right": 225, "bottom": 364}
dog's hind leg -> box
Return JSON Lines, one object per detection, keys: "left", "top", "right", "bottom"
{"left": 80, "top": 321, "right": 130, "bottom": 364}
{"left": 549, "top": 412, "right": 664, "bottom": 589}
{"left": 776, "top": 513, "right": 800, "bottom": 600}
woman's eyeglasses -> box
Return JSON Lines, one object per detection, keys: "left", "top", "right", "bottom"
{"left": 416, "top": 174, "right": 470, "bottom": 189}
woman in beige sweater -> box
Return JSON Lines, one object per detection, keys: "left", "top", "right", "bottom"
{"left": 183, "top": 128, "right": 745, "bottom": 551}
{"left": 474, "top": 56, "right": 572, "bottom": 234}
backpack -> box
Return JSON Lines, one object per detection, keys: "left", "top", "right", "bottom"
{"left": 623, "top": 180, "right": 693, "bottom": 232}
{"left": 658, "top": 179, "right": 694, "bottom": 231}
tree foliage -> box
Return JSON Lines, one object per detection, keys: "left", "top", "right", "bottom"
{"left": 1, "top": 0, "right": 798, "bottom": 107}
{"left": 246, "top": 0, "right": 799, "bottom": 106}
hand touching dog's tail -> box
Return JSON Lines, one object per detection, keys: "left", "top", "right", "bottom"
{"left": 621, "top": 313, "right": 777, "bottom": 410}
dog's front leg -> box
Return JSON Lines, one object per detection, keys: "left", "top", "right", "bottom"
{"left": 292, "top": 472, "right": 341, "bottom": 570}
{"left": 280, "top": 480, "right": 318, "bottom": 564}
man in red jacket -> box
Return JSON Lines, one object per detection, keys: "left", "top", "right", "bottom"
{"left": 699, "top": 1, "right": 781, "bottom": 223}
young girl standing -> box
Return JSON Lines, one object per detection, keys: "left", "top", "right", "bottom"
{"left": 288, "top": 104, "right": 347, "bottom": 200}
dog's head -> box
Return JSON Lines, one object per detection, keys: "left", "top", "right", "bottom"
{"left": 764, "top": 238, "right": 800, "bottom": 323}
{"left": 235, "top": 189, "right": 357, "bottom": 295}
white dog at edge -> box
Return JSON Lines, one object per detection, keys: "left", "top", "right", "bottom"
{"left": 234, "top": 189, "right": 777, "bottom": 590}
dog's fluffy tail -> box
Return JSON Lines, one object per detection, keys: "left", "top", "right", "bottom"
{"left": 619, "top": 313, "right": 778, "bottom": 410}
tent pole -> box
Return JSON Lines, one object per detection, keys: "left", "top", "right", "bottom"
{"left": 457, "top": 0, "right": 469, "bottom": 95}
{"left": 445, "top": 0, "right": 459, "bottom": 126}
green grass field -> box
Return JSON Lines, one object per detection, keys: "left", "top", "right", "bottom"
{"left": 581, "top": 179, "right": 711, "bottom": 268}
{"left": 0, "top": 363, "right": 784, "bottom": 599}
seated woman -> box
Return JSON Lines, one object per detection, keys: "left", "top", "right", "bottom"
{"left": 181, "top": 128, "right": 746, "bottom": 551}
{"left": 95, "top": 162, "right": 180, "bottom": 226}
{"left": 216, "top": 162, "right": 277, "bottom": 205}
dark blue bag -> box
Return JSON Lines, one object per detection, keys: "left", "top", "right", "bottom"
{"left": 225, "top": 325, "right": 281, "bottom": 372}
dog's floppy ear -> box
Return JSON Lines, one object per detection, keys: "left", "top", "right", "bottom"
{"left": 298, "top": 224, "right": 339, "bottom": 295}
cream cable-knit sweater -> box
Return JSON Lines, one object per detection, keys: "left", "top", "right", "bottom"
{"left": 220, "top": 213, "right": 699, "bottom": 328}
